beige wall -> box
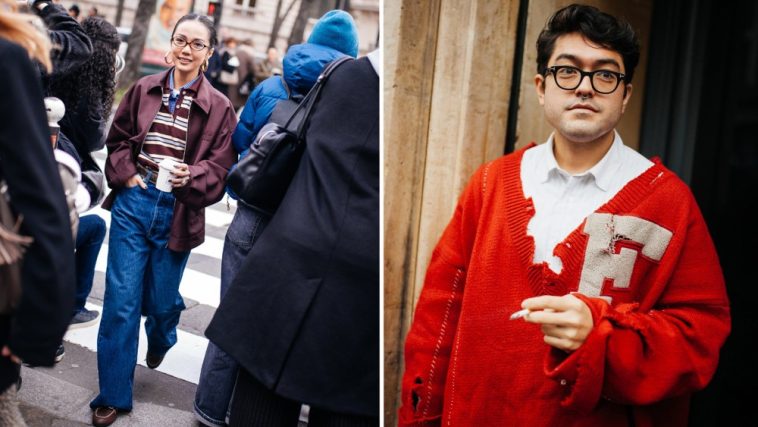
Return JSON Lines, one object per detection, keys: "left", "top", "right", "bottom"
{"left": 384, "top": 0, "right": 520, "bottom": 424}
{"left": 384, "top": 0, "right": 652, "bottom": 425}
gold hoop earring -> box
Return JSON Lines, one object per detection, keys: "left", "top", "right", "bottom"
{"left": 201, "top": 58, "right": 208, "bottom": 72}
{"left": 164, "top": 51, "right": 174, "bottom": 65}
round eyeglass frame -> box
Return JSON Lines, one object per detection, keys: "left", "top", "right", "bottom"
{"left": 171, "top": 37, "right": 209, "bottom": 51}
{"left": 543, "top": 65, "right": 626, "bottom": 94}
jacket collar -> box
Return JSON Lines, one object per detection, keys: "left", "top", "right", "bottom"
{"left": 143, "top": 68, "right": 213, "bottom": 114}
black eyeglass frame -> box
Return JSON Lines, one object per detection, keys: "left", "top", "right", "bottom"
{"left": 171, "top": 36, "right": 209, "bottom": 51}
{"left": 543, "top": 65, "right": 627, "bottom": 94}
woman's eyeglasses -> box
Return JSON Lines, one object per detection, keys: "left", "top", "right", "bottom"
{"left": 171, "top": 36, "right": 209, "bottom": 51}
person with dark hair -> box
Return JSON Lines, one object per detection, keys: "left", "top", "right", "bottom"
{"left": 228, "top": 38, "right": 255, "bottom": 110}
{"left": 67, "top": 4, "right": 79, "bottom": 19}
{"left": 18, "top": 0, "right": 93, "bottom": 366}
{"left": 211, "top": 36, "right": 240, "bottom": 97}
{"left": 193, "top": 10, "right": 359, "bottom": 426}
{"left": 89, "top": 13, "right": 236, "bottom": 427}
{"left": 399, "top": 4, "right": 729, "bottom": 426}
{"left": 0, "top": 0, "right": 76, "bottom": 423}
{"left": 253, "top": 46, "right": 282, "bottom": 85}
{"left": 48, "top": 16, "right": 119, "bottom": 340}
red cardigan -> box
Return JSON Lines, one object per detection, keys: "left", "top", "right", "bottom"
{"left": 400, "top": 147, "right": 730, "bottom": 427}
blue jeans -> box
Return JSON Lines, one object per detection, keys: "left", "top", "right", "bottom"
{"left": 194, "top": 202, "right": 269, "bottom": 426}
{"left": 91, "top": 183, "right": 190, "bottom": 411}
{"left": 74, "top": 214, "right": 106, "bottom": 314}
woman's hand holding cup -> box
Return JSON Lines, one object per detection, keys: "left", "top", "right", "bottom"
{"left": 170, "top": 162, "right": 190, "bottom": 188}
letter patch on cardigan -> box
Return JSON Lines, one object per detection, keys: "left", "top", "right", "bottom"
{"left": 578, "top": 213, "right": 673, "bottom": 302}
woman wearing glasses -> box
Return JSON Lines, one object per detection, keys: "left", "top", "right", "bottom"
{"left": 90, "top": 14, "right": 236, "bottom": 427}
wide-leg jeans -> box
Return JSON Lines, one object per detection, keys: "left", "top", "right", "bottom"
{"left": 194, "top": 202, "right": 269, "bottom": 426}
{"left": 91, "top": 183, "right": 190, "bottom": 411}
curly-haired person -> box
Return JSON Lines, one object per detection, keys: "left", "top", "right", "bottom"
{"left": 48, "top": 17, "right": 120, "bottom": 348}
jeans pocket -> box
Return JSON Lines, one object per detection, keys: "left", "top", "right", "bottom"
{"left": 227, "top": 205, "right": 269, "bottom": 251}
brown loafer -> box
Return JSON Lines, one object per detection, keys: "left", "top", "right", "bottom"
{"left": 92, "top": 406, "right": 118, "bottom": 427}
{"left": 146, "top": 352, "right": 164, "bottom": 369}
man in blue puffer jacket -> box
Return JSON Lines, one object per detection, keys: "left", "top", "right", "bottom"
{"left": 193, "top": 9, "right": 359, "bottom": 427}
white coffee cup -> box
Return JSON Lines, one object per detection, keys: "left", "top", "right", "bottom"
{"left": 156, "top": 158, "right": 179, "bottom": 192}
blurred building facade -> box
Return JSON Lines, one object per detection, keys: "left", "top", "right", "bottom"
{"left": 69, "top": 0, "right": 378, "bottom": 54}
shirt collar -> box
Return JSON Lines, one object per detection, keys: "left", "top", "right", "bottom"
{"left": 540, "top": 131, "right": 624, "bottom": 191}
{"left": 537, "top": 134, "right": 561, "bottom": 184}
{"left": 167, "top": 68, "right": 201, "bottom": 95}
{"left": 586, "top": 131, "right": 623, "bottom": 191}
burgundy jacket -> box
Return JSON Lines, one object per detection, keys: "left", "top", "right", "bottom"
{"left": 102, "top": 69, "right": 237, "bottom": 251}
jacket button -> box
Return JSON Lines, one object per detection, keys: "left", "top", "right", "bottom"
{"left": 560, "top": 379, "right": 568, "bottom": 386}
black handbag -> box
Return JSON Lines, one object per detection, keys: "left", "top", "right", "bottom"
{"left": 227, "top": 56, "right": 351, "bottom": 214}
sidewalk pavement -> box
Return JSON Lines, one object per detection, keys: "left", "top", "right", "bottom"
{"left": 18, "top": 342, "right": 201, "bottom": 426}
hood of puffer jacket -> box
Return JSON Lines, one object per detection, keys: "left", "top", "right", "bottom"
{"left": 282, "top": 43, "right": 348, "bottom": 97}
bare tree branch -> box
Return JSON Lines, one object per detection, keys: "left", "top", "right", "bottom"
{"left": 118, "top": 0, "right": 158, "bottom": 90}
{"left": 268, "top": 0, "right": 298, "bottom": 49}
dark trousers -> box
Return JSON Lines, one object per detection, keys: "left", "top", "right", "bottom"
{"left": 74, "top": 214, "right": 106, "bottom": 313}
{"left": 195, "top": 203, "right": 270, "bottom": 425}
{"left": 229, "top": 368, "right": 378, "bottom": 427}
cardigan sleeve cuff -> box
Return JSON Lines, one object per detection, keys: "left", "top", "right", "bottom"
{"left": 544, "top": 295, "right": 612, "bottom": 413}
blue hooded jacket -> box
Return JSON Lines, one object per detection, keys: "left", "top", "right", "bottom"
{"left": 231, "top": 43, "right": 349, "bottom": 157}
{"left": 228, "top": 10, "right": 359, "bottom": 199}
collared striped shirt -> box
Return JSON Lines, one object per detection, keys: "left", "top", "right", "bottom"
{"left": 137, "top": 73, "right": 201, "bottom": 169}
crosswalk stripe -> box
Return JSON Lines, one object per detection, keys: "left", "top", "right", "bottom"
{"left": 65, "top": 302, "right": 208, "bottom": 385}
{"left": 94, "top": 243, "right": 222, "bottom": 308}
{"left": 89, "top": 199, "right": 233, "bottom": 230}
{"left": 88, "top": 207, "right": 229, "bottom": 269}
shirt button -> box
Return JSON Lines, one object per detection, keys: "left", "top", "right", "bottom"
{"left": 560, "top": 379, "right": 568, "bottom": 386}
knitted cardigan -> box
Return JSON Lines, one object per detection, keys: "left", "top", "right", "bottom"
{"left": 399, "top": 146, "right": 730, "bottom": 427}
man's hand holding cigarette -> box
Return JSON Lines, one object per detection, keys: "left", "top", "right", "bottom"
{"left": 517, "top": 294, "right": 594, "bottom": 352}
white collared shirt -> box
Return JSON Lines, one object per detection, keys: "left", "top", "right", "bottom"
{"left": 520, "top": 131, "right": 654, "bottom": 273}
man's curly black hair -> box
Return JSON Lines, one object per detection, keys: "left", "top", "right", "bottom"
{"left": 49, "top": 17, "right": 120, "bottom": 119}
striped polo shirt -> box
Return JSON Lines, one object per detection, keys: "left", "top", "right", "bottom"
{"left": 137, "top": 72, "right": 201, "bottom": 170}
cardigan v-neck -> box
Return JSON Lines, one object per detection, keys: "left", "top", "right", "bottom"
{"left": 521, "top": 134, "right": 654, "bottom": 273}
{"left": 500, "top": 145, "right": 667, "bottom": 299}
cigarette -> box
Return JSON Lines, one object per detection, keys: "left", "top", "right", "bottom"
{"left": 509, "top": 308, "right": 530, "bottom": 320}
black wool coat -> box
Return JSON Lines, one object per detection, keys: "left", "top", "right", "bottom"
{"left": 206, "top": 57, "right": 379, "bottom": 416}
{"left": 0, "top": 39, "right": 76, "bottom": 391}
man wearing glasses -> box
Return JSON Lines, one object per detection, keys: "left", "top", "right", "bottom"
{"left": 400, "top": 4, "right": 729, "bottom": 426}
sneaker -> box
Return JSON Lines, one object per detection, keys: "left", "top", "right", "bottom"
{"left": 69, "top": 308, "right": 100, "bottom": 330}
{"left": 54, "top": 344, "right": 65, "bottom": 363}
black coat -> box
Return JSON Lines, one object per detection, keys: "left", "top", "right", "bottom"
{"left": 0, "top": 39, "right": 76, "bottom": 391}
{"left": 38, "top": 3, "right": 92, "bottom": 82}
{"left": 206, "top": 57, "right": 379, "bottom": 416}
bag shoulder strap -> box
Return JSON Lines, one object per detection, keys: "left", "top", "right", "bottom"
{"left": 269, "top": 97, "right": 298, "bottom": 125}
{"left": 280, "top": 75, "right": 291, "bottom": 99}
{"left": 281, "top": 56, "right": 353, "bottom": 136}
